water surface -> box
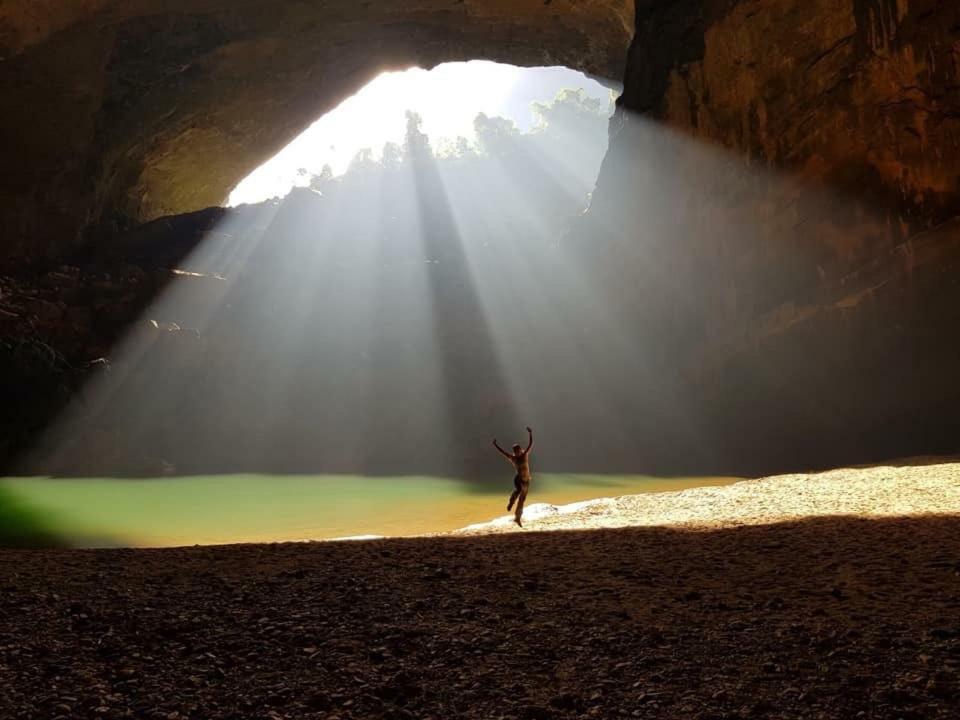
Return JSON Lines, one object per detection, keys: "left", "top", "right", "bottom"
{"left": 0, "top": 474, "right": 739, "bottom": 547}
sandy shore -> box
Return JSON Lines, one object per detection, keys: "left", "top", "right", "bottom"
{"left": 457, "top": 458, "right": 960, "bottom": 534}
{"left": 2, "top": 461, "right": 959, "bottom": 719}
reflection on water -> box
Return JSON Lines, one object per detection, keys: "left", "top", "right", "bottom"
{"left": 0, "top": 474, "right": 739, "bottom": 548}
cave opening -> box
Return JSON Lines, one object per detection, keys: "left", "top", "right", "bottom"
{"left": 227, "top": 61, "right": 617, "bottom": 205}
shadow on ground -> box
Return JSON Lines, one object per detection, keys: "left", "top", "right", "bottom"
{"left": 1, "top": 514, "right": 958, "bottom": 718}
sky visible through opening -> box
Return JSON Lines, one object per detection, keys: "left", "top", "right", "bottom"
{"left": 228, "top": 61, "right": 616, "bottom": 205}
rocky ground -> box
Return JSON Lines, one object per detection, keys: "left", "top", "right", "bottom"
{"left": 2, "top": 465, "right": 960, "bottom": 719}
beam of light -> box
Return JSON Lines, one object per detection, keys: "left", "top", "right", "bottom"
{"left": 424, "top": 112, "right": 684, "bottom": 466}
{"left": 354, "top": 156, "right": 452, "bottom": 475}
{"left": 25, "top": 202, "right": 284, "bottom": 476}
{"left": 568, "top": 107, "right": 905, "bottom": 472}
{"left": 432, "top": 128, "right": 620, "bottom": 450}
{"left": 402, "top": 119, "right": 523, "bottom": 476}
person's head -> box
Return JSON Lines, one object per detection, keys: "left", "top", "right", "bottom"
{"left": 512, "top": 444, "right": 523, "bottom": 455}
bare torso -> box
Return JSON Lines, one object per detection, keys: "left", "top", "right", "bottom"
{"left": 512, "top": 452, "right": 532, "bottom": 482}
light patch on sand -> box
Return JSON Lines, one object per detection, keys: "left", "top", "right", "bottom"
{"left": 455, "top": 460, "right": 960, "bottom": 534}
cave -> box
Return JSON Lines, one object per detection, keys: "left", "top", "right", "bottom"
{"left": 4, "top": 4, "right": 960, "bottom": 717}
{"left": 2, "top": 0, "right": 960, "bottom": 477}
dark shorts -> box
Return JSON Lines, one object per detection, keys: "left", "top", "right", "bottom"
{"left": 513, "top": 475, "right": 530, "bottom": 491}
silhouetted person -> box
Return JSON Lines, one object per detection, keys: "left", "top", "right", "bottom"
{"left": 493, "top": 426, "right": 534, "bottom": 526}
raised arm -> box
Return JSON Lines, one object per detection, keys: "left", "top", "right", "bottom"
{"left": 525, "top": 426, "right": 534, "bottom": 453}
{"left": 492, "top": 438, "right": 513, "bottom": 461}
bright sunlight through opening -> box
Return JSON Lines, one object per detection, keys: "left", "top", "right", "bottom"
{"left": 228, "top": 61, "right": 617, "bottom": 205}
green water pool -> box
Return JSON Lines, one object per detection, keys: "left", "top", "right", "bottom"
{"left": 0, "top": 473, "right": 738, "bottom": 547}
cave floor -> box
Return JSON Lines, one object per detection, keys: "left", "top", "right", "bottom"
{"left": 2, "top": 511, "right": 959, "bottom": 719}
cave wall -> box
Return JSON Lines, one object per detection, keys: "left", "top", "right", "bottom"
{"left": 606, "top": 0, "right": 960, "bottom": 292}
{"left": 0, "top": 0, "right": 633, "bottom": 264}
{"left": 586, "top": 0, "right": 960, "bottom": 470}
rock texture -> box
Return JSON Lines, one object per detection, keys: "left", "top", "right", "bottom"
{"left": 611, "top": 0, "right": 960, "bottom": 281}
{"left": 0, "top": 0, "right": 633, "bottom": 262}
{"left": 578, "top": 0, "right": 960, "bottom": 471}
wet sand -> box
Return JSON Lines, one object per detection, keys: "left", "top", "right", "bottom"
{"left": 1, "top": 462, "right": 959, "bottom": 719}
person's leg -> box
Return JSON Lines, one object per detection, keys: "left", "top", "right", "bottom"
{"left": 514, "top": 483, "right": 528, "bottom": 526}
{"left": 507, "top": 476, "right": 521, "bottom": 511}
